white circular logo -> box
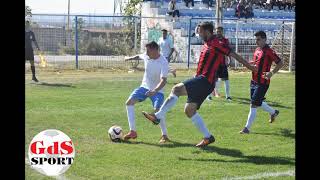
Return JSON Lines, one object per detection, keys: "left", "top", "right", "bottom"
{"left": 28, "top": 129, "right": 75, "bottom": 176}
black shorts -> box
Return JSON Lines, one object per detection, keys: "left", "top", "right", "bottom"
{"left": 217, "top": 65, "right": 229, "bottom": 79}
{"left": 25, "top": 49, "right": 34, "bottom": 61}
{"left": 183, "top": 76, "right": 214, "bottom": 110}
{"left": 250, "top": 80, "right": 269, "bottom": 106}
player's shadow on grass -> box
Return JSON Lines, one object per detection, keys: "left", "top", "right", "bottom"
{"left": 251, "top": 128, "right": 295, "bottom": 139}
{"left": 123, "top": 140, "right": 295, "bottom": 165}
{"left": 232, "top": 97, "right": 293, "bottom": 109}
{"left": 122, "top": 140, "right": 243, "bottom": 157}
{"left": 121, "top": 140, "right": 196, "bottom": 148}
{"left": 178, "top": 155, "right": 295, "bottom": 165}
{"left": 36, "top": 82, "right": 75, "bottom": 88}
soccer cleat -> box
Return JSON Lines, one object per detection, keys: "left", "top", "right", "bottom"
{"left": 142, "top": 111, "right": 160, "bottom": 125}
{"left": 239, "top": 127, "right": 250, "bottom": 134}
{"left": 195, "top": 135, "right": 215, "bottom": 147}
{"left": 226, "top": 97, "right": 232, "bottom": 102}
{"left": 159, "top": 135, "right": 170, "bottom": 144}
{"left": 123, "top": 130, "right": 137, "bottom": 140}
{"left": 207, "top": 95, "right": 213, "bottom": 101}
{"left": 32, "top": 76, "right": 39, "bottom": 82}
{"left": 269, "top": 110, "right": 279, "bottom": 123}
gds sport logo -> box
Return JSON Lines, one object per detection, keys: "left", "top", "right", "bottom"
{"left": 28, "top": 129, "right": 75, "bottom": 176}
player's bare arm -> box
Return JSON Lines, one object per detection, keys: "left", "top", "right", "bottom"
{"left": 124, "top": 55, "right": 141, "bottom": 61}
{"left": 229, "top": 52, "right": 258, "bottom": 72}
{"left": 263, "top": 60, "right": 284, "bottom": 80}
{"left": 145, "top": 77, "right": 167, "bottom": 97}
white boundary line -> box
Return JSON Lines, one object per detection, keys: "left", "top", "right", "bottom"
{"left": 223, "top": 169, "right": 295, "bottom": 180}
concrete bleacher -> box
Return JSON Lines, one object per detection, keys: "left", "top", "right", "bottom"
{"left": 153, "top": 0, "right": 294, "bottom": 19}
{"left": 140, "top": 0, "right": 295, "bottom": 61}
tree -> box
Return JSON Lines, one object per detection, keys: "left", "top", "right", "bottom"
{"left": 123, "top": 0, "right": 143, "bottom": 16}
{"left": 122, "top": 0, "right": 143, "bottom": 54}
{"left": 25, "top": 5, "right": 32, "bottom": 18}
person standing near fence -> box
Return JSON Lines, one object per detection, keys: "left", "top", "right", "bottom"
{"left": 123, "top": 41, "right": 170, "bottom": 144}
{"left": 142, "top": 22, "right": 257, "bottom": 147}
{"left": 207, "top": 26, "right": 233, "bottom": 101}
{"left": 239, "top": 31, "right": 284, "bottom": 134}
{"left": 25, "top": 20, "right": 40, "bottom": 82}
{"left": 158, "top": 29, "right": 177, "bottom": 77}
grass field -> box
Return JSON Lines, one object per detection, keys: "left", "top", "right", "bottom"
{"left": 25, "top": 69, "right": 295, "bottom": 179}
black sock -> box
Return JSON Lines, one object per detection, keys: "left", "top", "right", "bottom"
{"left": 31, "top": 66, "right": 36, "bottom": 78}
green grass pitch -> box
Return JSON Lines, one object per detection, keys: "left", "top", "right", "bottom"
{"left": 25, "top": 69, "right": 295, "bottom": 179}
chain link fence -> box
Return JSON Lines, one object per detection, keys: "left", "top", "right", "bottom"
{"left": 27, "top": 14, "right": 295, "bottom": 71}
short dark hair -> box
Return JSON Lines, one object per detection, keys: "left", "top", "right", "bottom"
{"left": 217, "top": 26, "right": 223, "bottom": 30}
{"left": 161, "top": 29, "right": 167, "bottom": 32}
{"left": 254, "top": 31, "right": 267, "bottom": 39}
{"left": 145, "top": 41, "right": 159, "bottom": 50}
{"left": 199, "top": 21, "right": 214, "bottom": 34}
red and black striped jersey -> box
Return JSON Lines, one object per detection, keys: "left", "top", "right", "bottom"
{"left": 251, "top": 45, "right": 281, "bottom": 85}
{"left": 196, "top": 36, "right": 231, "bottom": 84}
{"left": 218, "top": 37, "right": 231, "bottom": 65}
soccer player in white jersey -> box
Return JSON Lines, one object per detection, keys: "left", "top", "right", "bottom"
{"left": 158, "top": 29, "right": 177, "bottom": 77}
{"left": 123, "top": 41, "right": 170, "bottom": 144}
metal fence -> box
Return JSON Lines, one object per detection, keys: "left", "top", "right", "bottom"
{"left": 27, "top": 14, "right": 295, "bottom": 71}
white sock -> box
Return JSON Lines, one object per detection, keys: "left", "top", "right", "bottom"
{"left": 155, "top": 93, "right": 178, "bottom": 119}
{"left": 191, "top": 113, "right": 211, "bottom": 138}
{"left": 245, "top": 107, "right": 257, "bottom": 129}
{"left": 126, "top": 105, "right": 136, "bottom": 131}
{"left": 261, "top": 102, "right": 275, "bottom": 115}
{"left": 225, "top": 80, "right": 230, "bottom": 98}
{"left": 215, "top": 80, "right": 221, "bottom": 94}
{"left": 159, "top": 117, "right": 168, "bottom": 136}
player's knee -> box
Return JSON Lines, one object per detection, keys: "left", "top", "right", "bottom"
{"left": 184, "top": 106, "right": 196, "bottom": 118}
{"left": 125, "top": 99, "right": 135, "bottom": 106}
{"left": 171, "top": 83, "right": 183, "bottom": 96}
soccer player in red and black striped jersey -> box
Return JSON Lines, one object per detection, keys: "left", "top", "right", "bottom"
{"left": 208, "top": 26, "right": 233, "bottom": 101}
{"left": 142, "top": 22, "right": 257, "bottom": 147}
{"left": 240, "top": 31, "right": 284, "bottom": 134}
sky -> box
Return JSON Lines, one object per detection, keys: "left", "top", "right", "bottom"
{"left": 26, "top": 0, "right": 116, "bottom": 15}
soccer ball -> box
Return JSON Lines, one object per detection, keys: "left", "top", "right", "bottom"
{"left": 108, "top": 125, "right": 123, "bottom": 142}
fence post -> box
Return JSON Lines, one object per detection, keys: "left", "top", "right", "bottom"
{"left": 187, "top": 18, "right": 192, "bottom": 69}
{"left": 281, "top": 21, "right": 284, "bottom": 61}
{"left": 75, "top": 16, "right": 79, "bottom": 69}
{"left": 134, "top": 17, "right": 137, "bottom": 52}
{"left": 289, "top": 22, "right": 295, "bottom": 72}
{"left": 235, "top": 20, "right": 239, "bottom": 69}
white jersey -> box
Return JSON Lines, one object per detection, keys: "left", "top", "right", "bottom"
{"left": 158, "top": 37, "right": 174, "bottom": 59}
{"left": 139, "top": 53, "right": 169, "bottom": 93}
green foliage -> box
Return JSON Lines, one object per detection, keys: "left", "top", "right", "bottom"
{"left": 59, "top": 16, "right": 139, "bottom": 56}
{"left": 123, "top": 0, "right": 143, "bottom": 16}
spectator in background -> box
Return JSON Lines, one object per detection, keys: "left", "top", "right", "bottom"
{"left": 184, "top": 0, "right": 195, "bottom": 9}
{"left": 229, "top": 0, "right": 238, "bottom": 8}
{"left": 284, "top": 0, "right": 291, "bottom": 11}
{"left": 265, "top": 0, "right": 272, "bottom": 10}
{"left": 245, "top": 2, "right": 254, "bottom": 19}
{"left": 235, "top": 0, "right": 246, "bottom": 18}
{"left": 167, "top": 0, "right": 180, "bottom": 21}
{"left": 202, "top": 0, "right": 214, "bottom": 10}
